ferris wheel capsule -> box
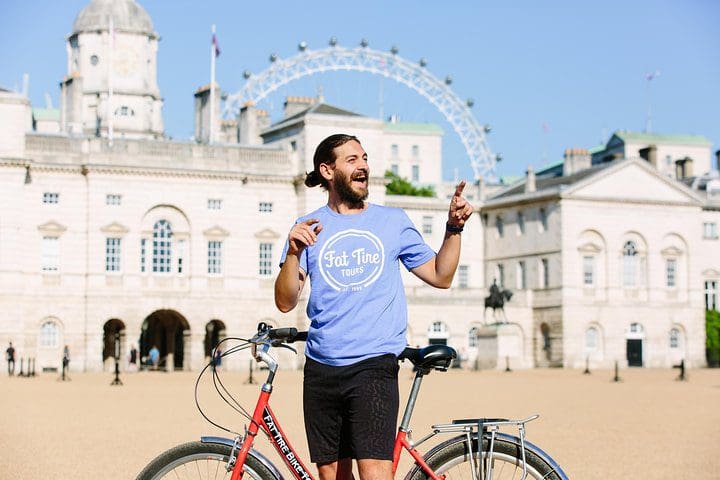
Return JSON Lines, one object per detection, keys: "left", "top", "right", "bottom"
{"left": 419, "top": 58, "right": 427, "bottom": 67}
{"left": 243, "top": 70, "right": 251, "bottom": 79}
{"left": 329, "top": 36, "right": 338, "bottom": 47}
{"left": 269, "top": 53, "right": 278, "bottom": 63}
{"left": 298, "top": 41, "right": 308, "bottom": 52}
{"left": 360, "top": 38, "right": 369, "bottom": 48}
{"left": 390, "top": 45, "right": 399, "bottom": 55}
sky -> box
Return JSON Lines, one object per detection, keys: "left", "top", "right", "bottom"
{"left": 1, "top": 0, "right": 718, "bottom": 181}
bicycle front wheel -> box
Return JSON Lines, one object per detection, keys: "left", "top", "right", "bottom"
{"left": 136, "top": 441, "right": 279, "bottom": 480}
{"left": 405, "top": 434, "right": 566, "bottom": 480}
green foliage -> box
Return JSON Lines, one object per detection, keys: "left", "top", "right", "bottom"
{"left": 384, "top": 171, "right": 435, "bottom": 197}
{"left": 707, "top": 310, "right": 720, "bottom": 367}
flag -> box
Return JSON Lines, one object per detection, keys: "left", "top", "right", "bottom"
{"left": 645, "top": 70, "right": 660, "bottom": 81}
{"left": 212, "top": 33, "right": 221, "bottom": 58}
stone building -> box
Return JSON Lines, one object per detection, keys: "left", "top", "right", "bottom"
{"left": 0, "top": 0, "right": 717, "bottom": 373}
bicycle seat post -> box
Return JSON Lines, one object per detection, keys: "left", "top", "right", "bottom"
{"left": 398, "top": 370, "right": 425, "bottom": 433}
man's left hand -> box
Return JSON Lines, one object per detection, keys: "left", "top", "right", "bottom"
{"left": 448, "top": 180, "right": 474, "bottom": 227}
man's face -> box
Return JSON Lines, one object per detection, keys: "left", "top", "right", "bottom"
{"left": 328, "top": 140, "right": 369, "bottom": 205}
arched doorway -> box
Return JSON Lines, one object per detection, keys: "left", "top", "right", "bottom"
{"left": 102, "top": 319, "right": 126, "bottom": 371}
{"left": 204, "top": 319, "right": 227, "bottom": 361}
{"left": 140, "top": 310, "right": 190, "bottom": 371}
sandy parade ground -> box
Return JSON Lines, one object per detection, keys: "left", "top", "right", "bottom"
{"left": 1, "top": 362, "right": 719, "bottom": 479}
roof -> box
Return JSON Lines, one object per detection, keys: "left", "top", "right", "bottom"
{"left": 491, "top": 162, "right": 611, "bottom": 199}
{"left": 73, "top": 0, "right": 154, "bottom": 35}
{"left": 383, "top": 122, "right": 443, "bottom": 135}
{"left": 262, "top": 102, "right": 363, "bottom": 136}
{"left": 32, "top": 108, "right": 60, "bottom": 121}
{"left": 612, "top": 131, "right": 712, "bottom": 146}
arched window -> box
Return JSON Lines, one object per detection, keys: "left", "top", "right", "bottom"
{"left": 585, "top": 327, "right": 598, "bottom": 351}
{"left": 152, "top": 220, "right": 173, "bottom": 273}
{"left": 669, "top": 328, "right": 680, "bottom": 349}
{"left": 468, "top": 327, "right": 478, "bottom": 348}
{"left": 622, "top": 241, "right": 638, "bottom": 286}
{"left": 40, "top": 321, "right": 59, "bottom": 348}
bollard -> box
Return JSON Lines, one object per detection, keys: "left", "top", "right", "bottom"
{"left": 504, "top": 356, "right": 512, "bottom": 372}
{"left": 31, "top": 358, "right": 36, "bottom": 377}
{"left": 110, "top": 333, "right": 123, "bottom": 386}
{"left": 583, "top": 356, "right": 591, "bottom": 375}
{"left": 18, "top": 357, "right": 25, "bottom": 377}
{"left": 613, "top": 360, "right": 621, "bottom": 382}
{"left": 674, "top": 359, "right": 687, "bottom": 382}
{"left": 244, "top": 359, "right": 255, "bottom": 384}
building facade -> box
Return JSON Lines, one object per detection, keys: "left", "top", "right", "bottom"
{"left": 0, "top": 0, "right": 717, "bottom": 373}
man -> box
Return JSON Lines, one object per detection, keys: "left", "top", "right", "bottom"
{"left": 275, "top": 133, "right": 472, "bottom": 480}
{"left": 6, "top": 341, "right": 15, "bottom": 376}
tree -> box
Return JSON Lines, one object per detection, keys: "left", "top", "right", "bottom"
{"left": 707, "top": 310, "right": 720, "bottom": 367}
{"left": 384, "top": 171, "right": 435, "bottom": 197}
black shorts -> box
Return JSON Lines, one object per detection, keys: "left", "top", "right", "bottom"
{"left": 303, "top": 354, "right": 399, "bottom": 463}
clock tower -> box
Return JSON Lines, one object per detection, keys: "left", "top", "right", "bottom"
{"left": 61, "top": 0, "right": 164, "bottom": 139}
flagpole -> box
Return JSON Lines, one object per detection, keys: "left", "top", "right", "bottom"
{"left": 108, "top": 15, "right": 114, "bottom": 146}
{"left": 209, "top": 24, "right": 216, "bottom": 144}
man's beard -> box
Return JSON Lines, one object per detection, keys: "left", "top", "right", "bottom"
{"left": 333, "top": 168, "right": 368, "bottom": 208}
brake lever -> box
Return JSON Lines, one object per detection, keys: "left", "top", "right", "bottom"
{"left": 276, "top": 343, "right": 298, "bottom": 354}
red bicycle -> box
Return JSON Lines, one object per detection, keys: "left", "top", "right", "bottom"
{"left": 137, "top": 323, "right": 568, "bottom": 480}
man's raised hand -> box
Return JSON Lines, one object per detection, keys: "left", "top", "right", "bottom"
{"left": 287, "top": 218, "right": 323, "bottom": 255}
{"left": 448, "top": 180, "right": 474, "bottom": 227}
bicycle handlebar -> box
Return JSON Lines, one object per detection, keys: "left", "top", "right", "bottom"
{"left": 267, "top": 327, "right": 308, "bottom": 343}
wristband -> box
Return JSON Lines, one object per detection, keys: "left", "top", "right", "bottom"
{"left": 446, "top": 222, "right": 464, "bottom": 233}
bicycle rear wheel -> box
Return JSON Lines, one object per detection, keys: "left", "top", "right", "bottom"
{"left": 405, "top": 434, "right": 566, "bottom": 480}
{"left": 136, "top": 441, "right": 279, "bottom": 480}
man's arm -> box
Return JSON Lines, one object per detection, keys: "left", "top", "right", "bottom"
{"left": 274, "top": 218, "right": 323, "bottom": 312}
{"left": 411, "top": 181, "right": 474, "bottom": 288}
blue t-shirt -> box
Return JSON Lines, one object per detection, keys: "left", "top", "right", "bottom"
{"left": 280, "top": 203, "right": 435, "bottom": 366}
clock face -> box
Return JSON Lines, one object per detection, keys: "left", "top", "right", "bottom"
{"left": 113, "top": 47, "right": 139, "bottom": 77}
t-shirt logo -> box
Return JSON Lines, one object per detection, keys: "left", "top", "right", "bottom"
{"left": 318, "top": 229, "right": 385, "bottom": 291}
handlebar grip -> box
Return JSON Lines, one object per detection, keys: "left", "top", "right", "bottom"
{"left": 268, "top": 328, "right": 308, "bottom": 343}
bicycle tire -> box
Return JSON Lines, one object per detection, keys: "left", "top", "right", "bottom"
{"left": 136, "top": 441, "right": 279, "bottom": 480}
{"left": 404, "top": 434, "right": 565, "bottom": 480}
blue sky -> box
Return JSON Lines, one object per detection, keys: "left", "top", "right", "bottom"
{"left": 1, "top": 0, "right": 718, "bottom": 181}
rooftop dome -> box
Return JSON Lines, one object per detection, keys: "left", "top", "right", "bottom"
{"left": 72, "top": 0, "right": 154, "bottom": 35}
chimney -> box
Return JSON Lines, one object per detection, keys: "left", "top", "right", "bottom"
{"left": 675, "top": 157, "right": 694, "bottom": 179}
{"left": 715, "top": 149, "right": 720, "bottom": 171}
{"left": 563, "top": 147, "right": 591, "bottom": 176}
{"left": 193, "top": 83, "right": 221, "bottom": 143}
{"left": 238, "top": 102, "right": 267, "bottom": 146}
{"left": 638, "top": 144, "right": 658, "bottom": 167}
{"left": 283, "top": 96, "right": 317, "bottom": 118}
{"left": 525, "top": 165, "right": 536, "bottom": 193}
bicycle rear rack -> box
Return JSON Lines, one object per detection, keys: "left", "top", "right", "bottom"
{"left": 412, "top": 415, "right": 540, "bottom": 480}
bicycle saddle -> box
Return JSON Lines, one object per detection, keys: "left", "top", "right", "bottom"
{"left": 399, "top": 344, "right": 457, "bottom": 372}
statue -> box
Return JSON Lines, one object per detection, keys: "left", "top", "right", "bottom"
{"left": 484, "top": 279, "right": 513, "bottom": 323}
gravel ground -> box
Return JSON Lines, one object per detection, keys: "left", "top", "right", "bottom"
{"left": 1, "top": 365, "right": 718, "bottom": 479}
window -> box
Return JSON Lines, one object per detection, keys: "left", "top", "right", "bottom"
{"left": 430, "top": 321, "right": 446, "bottom": 334}
{"left": 106, "top": 194, "right": 122, "bottom": 206}
{"left": 703, "top": 222, "right": 718, "bottom": 239}
{"left": 290, "top": 140, "right": 297, "bottom": 151}
{"left": 540, "top": 258, "right": 549, "bottom": 288}
{"left": 390, "top": 163, "right": 399, "bottom": 176}
{"left": 622, "top": 241, "right": 638, "bottom": 286}
{"left": 583, "top": 256, "right": 594, "bottom": 286}
{"left": 140, "top": 239, "right": 146, "bottom": 273}
{"left": 177, "top": 239, "right": 185, "bottom": 274}
{"left": 259, "top": 242, "right": 273, "bottom": 276}
{"left": 468, "top": 327, "right": 478, "bottom": 348}
{"left": 116, "top": 106, "right": 134, "bottom": 116}
{"left": 208, "top": 241, "right": 222, "bottom": 275}
{"left": 517, "top": 211, "right": 525, "bottom": 234}
{"left": 496, "top": 264, "right": 505, "bottom": 287}
{"left": 666, "top": 259, "right": 677, "bottom": 288}
{"left": 41, "top": 236, "right": 59, "bottom": 272}
{"left": 458, "top": 265, "right": 468, "bottom": 289}
{"left": 585, "top": 327, "right": 598, "bottom": 351}
{"left": 259, "top": 202, "right": 273, "bottom": 213}
{"left": 40, "top": 321, "right": 59, "bottom": 348}
{"left": 669, "top": 328, "right": 680, "bottom": 349}
{"left": 43, "top": 192, "right": 59, "bottom": 204}
{"left": 90, "top": 54, "right": 99, "bottom": 66}
{"left": 706, "top": 281, "right": 718, "bottom": 311}
{"left": 207, "top": 199, "right": 222, "bottom": 210}
{"left": 422, "top": 216, "right": 433, "bottom": 235}
{"left": 411, "top": 165, "right": 420, "bottom": 182}
{"left": 516, "top": 261, "right": 526, "bottom": 290}
{"left": 495, "top": 216, "right": 504, "bottom": 237}
{"left": 391, "top": 144, "right": 398, "bottom": 157}
{"left": 152, "top": 220, "right": 172, "bottom": 273}
{"left": 539, "top": 208, "right": 548, "bottom": 232}
{"left": 412, "top": 145, "right": 419, "bottom": 158}
{"left": 105, "top": 238, "right": 121, "bottom": 272}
